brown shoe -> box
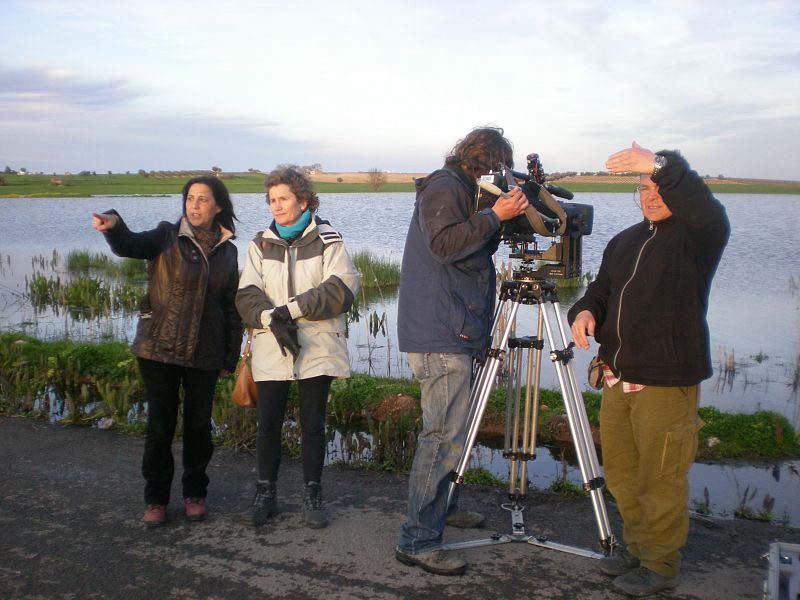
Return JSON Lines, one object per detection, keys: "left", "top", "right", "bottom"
{"left": 598, "top": 547, "right": 640, "bottom": 576}
{"left": 184, "top": 497, "right": 207, "bottom": 521}
{"left": 613, "top": 567, "right": 679, "bottom": 597}
{"left": 143, "top": 504, "right": 167, "bottom": 528}
{"left": 395, "top": 547, "right": 466, "bottom": 575}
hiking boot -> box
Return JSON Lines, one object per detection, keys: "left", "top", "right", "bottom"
{"left": 143, "top": 504, "right": 167, "bottom": 528}
{"left": 302, "top": 482, "right": 328, "bottom": 529}
{"left": 395, "top": 547, "right": 467, "bottom": 576}
{"left": 247, "top": 481, "right": 277, "bottom": 526}
{"left": 598, "top": 547, "right": 640, "bottom": 576}
{"left": 445, "top": 510, "right": 485, "bottom": 529}
{"left": 613, "top": 567, "right": 679, "bottom": 597}
{"left": 184, "top": 497, "right": 207, "bottom": 521}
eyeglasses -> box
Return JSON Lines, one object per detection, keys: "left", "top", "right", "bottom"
{"left": 633, "top": 186, "right": 641, "bottom": 209}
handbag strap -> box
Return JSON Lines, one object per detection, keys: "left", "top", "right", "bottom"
{"left": 241, "top": 329, "right": 253, "bottom": 359}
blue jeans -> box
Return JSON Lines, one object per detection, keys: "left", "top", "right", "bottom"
{"left": 398, "top": 352, "right": 472, "bottom": 554}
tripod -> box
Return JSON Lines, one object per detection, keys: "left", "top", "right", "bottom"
{"left": 443, "top": 267, "right": 617, "bottom": 559}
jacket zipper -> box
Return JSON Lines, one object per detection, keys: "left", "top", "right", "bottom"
{"left": 612, "top": 221, "right": 657, "bottom": 375}
{"left": 182, "top": 232, "right": 210, "bottom": 353}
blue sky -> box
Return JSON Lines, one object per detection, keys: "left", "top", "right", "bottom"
{"left": 1, "top": 0, "right": 798, "bottom": 179}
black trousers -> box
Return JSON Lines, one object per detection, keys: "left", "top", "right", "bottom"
{"left": 256, "top": 376, "right": 333, "bottom": 484}
{"left": 138, "top": 358, "right": 219, "bottom": 505}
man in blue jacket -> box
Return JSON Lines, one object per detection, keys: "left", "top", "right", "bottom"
{"left": 569, "top": 142, "right": 730, "bottom": 596}
{"left": 395, "top": 126, "right": 529, "bottom": 575}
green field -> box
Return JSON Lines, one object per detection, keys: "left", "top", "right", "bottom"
{"left": 0, "top": 173, "right": 415, "bottom": 197}
{"left": 1, "top": 173, "right": 799, "bottom": 197}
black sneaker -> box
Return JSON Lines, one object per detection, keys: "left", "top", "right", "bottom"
{"left": 395, "top": 547, "right": 467, "bottom": 576}
{"left": 247, "top": 481, "right": 277, "bottom": 526}
{"left": 613, "top": 567, "right": 679, "bottom": 597}
{"left": 302, "top": 482, "right": 328, "bottom": 529}
{"left": 598, "top": 547, "right": 640, "bottom": 576}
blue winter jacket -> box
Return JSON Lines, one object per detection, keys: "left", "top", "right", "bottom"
{"left": 397, "top": 165, "right": 501, "bottom": 358}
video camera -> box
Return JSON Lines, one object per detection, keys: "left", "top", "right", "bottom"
{"left": 476, "top": 153, "right": 594, "bottom": 280}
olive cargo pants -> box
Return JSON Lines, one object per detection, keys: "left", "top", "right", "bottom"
{"left": 600, "top": 383, "right": 700, "bottom": 578}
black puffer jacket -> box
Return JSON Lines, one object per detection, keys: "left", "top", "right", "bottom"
{"left": 103, "top": 211, "right": 242, "bottom": 372}
{"left": 567, "top": 152, "right": 730, "bottom": 386}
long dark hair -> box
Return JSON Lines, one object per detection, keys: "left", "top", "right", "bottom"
{"left": 445, "top": 126, "right": 514, "bottom": 179}
{"left": 181, "top": 176, "right": 237, "bottom": 234}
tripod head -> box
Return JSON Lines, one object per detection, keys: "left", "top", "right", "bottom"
{"left": 505, "top": 236, "right": 572, "bottom": 283}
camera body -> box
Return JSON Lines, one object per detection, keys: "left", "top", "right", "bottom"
{"left": 475, "top": 153, "right": 593, "bottom": 280}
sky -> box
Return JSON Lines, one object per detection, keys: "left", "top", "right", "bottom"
{"left": 1, "top": 0, "right": 798, "bottom": 180}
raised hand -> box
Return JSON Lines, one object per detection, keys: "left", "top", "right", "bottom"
{"left": 605, "top": 141, "right": 657, "bottom": 175}
{"left": 91, "top": 212, "right": 119, "bottom": 232}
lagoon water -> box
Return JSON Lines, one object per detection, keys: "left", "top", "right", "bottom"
{"left": 1, "top": 192, "right": 799, "bottom": 524}
{"left": 2, "top": 191, "right": 798, "bottom": 423}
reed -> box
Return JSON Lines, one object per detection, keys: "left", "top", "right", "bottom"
{"left": 351, "top": 250, "right": 401, "bottom": 288}
{"left": 66, "top": 249, "right": 146, "bottom": 279}
{"left": 25, "top": 273, "right": 142, "bottom": 317}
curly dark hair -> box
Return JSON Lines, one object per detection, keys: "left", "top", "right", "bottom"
{"left": 181, "top": 175, "right": 237, "bottom": 234}
{"left": 445, "top": 126, "right": 514, "bottom": 179}
{"left": 265, "top": 166, "right": 319, "bottom": 212}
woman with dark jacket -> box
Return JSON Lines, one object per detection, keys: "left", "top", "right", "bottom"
{"left": 236, "top": 167, "right": 360, "bottom": 529}
{"left": 92, "top": 176, "right": 242, "bottom": 527}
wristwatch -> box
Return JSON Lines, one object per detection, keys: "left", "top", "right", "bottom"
{"left": 651, "top": 155, "right": 668, "bottom": 177}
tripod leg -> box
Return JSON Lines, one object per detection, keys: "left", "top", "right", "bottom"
{"left": 540, "top": 300, "right": 616, "bottom": 553}
{"left": 447, "top": 299, "right": 521, "bottom": 507}
{"left": 519, "top": 308, "right": 544, "bottom": 494}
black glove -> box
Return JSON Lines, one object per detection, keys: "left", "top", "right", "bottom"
{"left": 271, "top": 305, "right": 292, "bottom": 324}
{"left": 269, "top": 306, "right": 301, "bottom": 361}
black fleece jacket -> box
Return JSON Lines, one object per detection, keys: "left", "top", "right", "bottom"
{"left": 567, "top": 152, "right": 730, "bottom": 386}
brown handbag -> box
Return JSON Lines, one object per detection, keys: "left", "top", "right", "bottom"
{"left": 231, "top": 330, "right": 257, "bottom": 408}
{"left": 587, "top": 355, "right": 605, "bottom": 390}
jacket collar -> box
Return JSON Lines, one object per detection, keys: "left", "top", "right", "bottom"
{"left": 257, "top": 215, "right": 319, "bottom": 248}
{"left": 178, "top": 216, "right": 233, "bottom": 247}
{"left": 417, "top": 164, "right": 477, "bottom": 198}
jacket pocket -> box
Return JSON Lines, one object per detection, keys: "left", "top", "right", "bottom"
{"left": 439, "top": 289, "right": 490, "bottom": 343}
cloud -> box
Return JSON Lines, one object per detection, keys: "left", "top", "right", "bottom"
{"left": 1, "top": 1, "right": 799, "bottom": 178}
{"left": 0, "top": 64, "right": 318, "bottom": 172}
{"left": 0, "top": 64, "right": 139, "bottom": 108}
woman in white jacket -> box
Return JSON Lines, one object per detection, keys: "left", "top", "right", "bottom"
{"left": 236, "top": 167, "right": 360, "bottom": 529}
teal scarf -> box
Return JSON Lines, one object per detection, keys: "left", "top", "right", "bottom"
{"left": 275, "top": 210, "right": 311, "bottom": 241}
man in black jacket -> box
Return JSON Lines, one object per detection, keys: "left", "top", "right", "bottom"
{"left": 569, "top": 142, "right": 729, "bottom": 597}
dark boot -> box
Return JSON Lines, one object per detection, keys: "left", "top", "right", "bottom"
{"left": 247, "top": 481, "right": 277, "bottom": 526}
{"left": 302, "top": 482, "right": 328, "bottom": 529}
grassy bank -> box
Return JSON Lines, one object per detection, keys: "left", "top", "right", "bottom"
{"left": 1, "top": 333, "right": 798, "bottom": 466}
{"left": 2, "top": 173, "right": 799, "bottom": 197}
